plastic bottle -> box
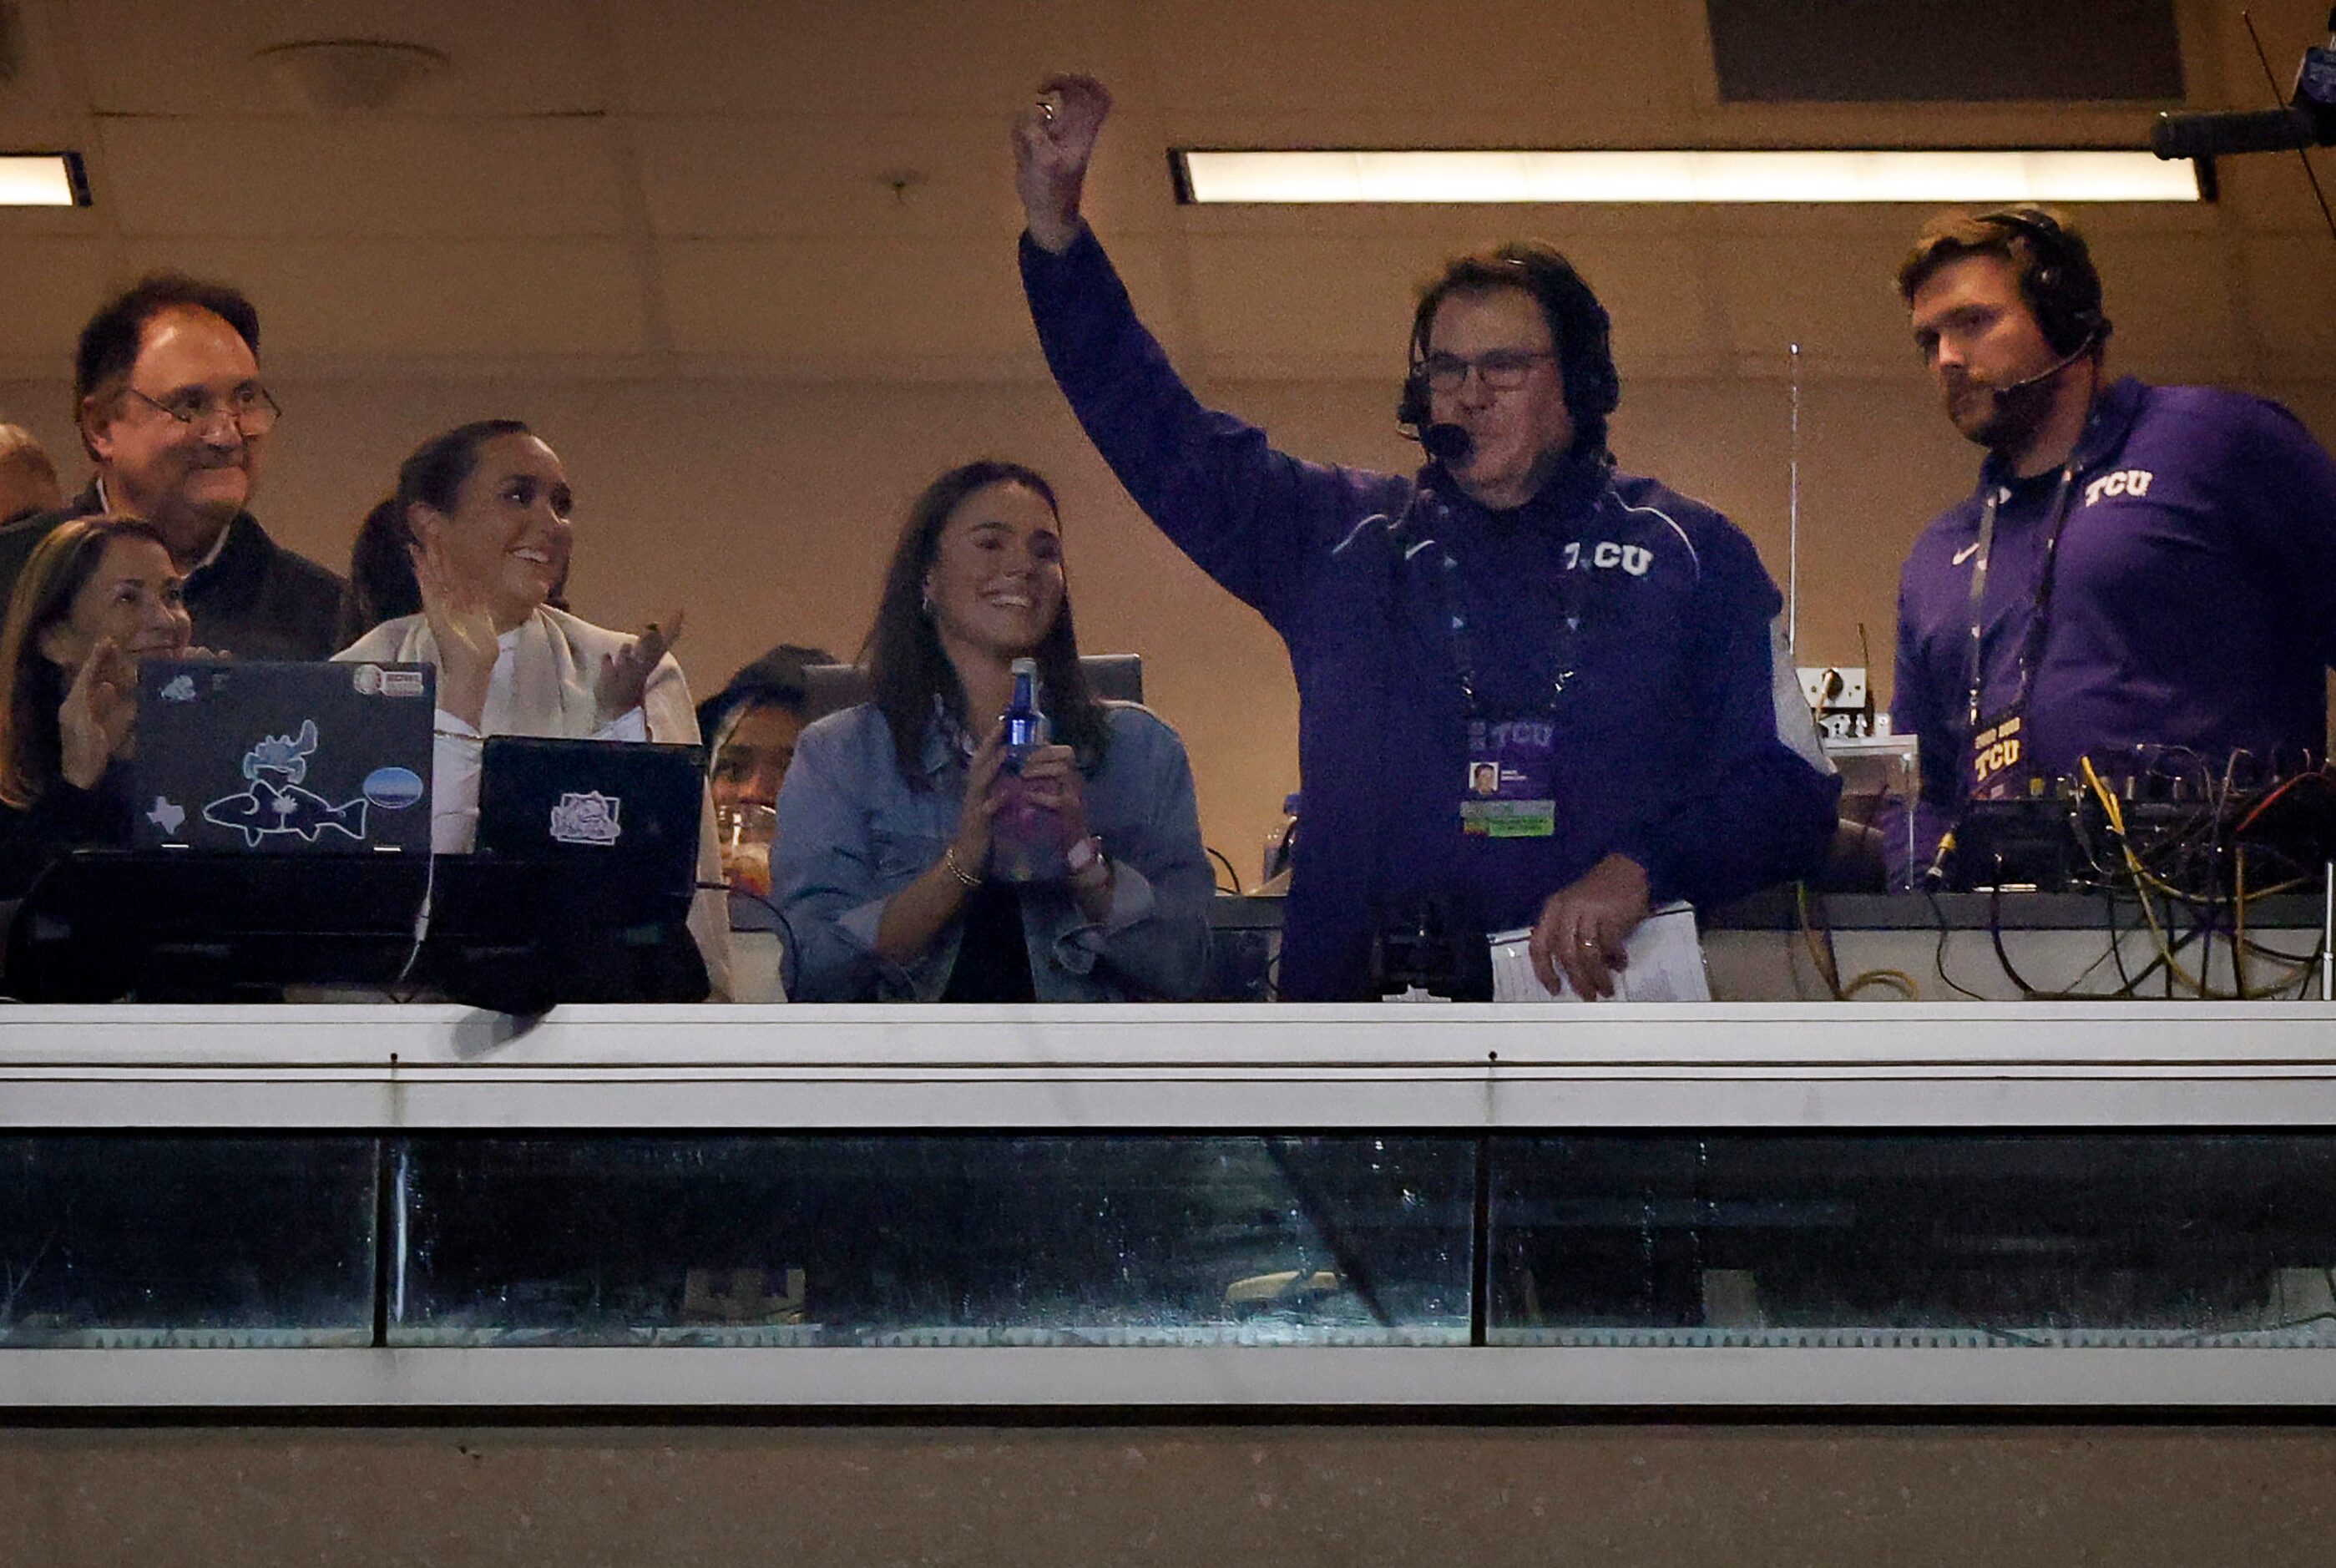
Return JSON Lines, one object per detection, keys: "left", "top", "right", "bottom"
{"left": 1260, "top": 792, "right": 1300, "bottom": 890}
{"left": 987, "top": 656, "right": 1069, "bottom": 883}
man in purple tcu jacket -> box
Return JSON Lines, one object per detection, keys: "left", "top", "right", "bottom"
{"left": 1012, "top": 76, "right": 1838, "bottom": 1001}
{"left": 1889, "top": 205, "right": 2336, "bottom": 886}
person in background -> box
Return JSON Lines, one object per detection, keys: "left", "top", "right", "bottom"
{"left": 696, "top": 642, "right": 838, "bottom": 904}
{"left": 0, "top": 276, "right": 343, "bottom": 659}
{"left": 336, "top": 495, "right": 422, "bottom": 652}
{"left": 1014, "top": 75, "right": 1836, "bottom": 999}
{"left": 0, "top": 425, "right": 62, "bottom": 527}
{"left": 1889, "top": 206, "right": 2336, "bottom": 886}
{"left": 772, "top": 459, "right": 1211, "bottom": 1002}
{"left": 334, "top": 418, "right": 731, "bottom": 998}
{"left": 0, "top": 518, "right": 217, "bottom": 898}
{"left": 699, "top": 643, "right": 837, "bottom": 810}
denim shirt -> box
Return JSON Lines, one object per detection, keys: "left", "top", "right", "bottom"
{"left": 773, "top": 701, "right": 1212, "bottom": 1001}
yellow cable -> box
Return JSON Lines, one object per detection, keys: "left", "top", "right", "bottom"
{"left": 1843, "top": 969, "right": 1921, "bottom": 1001}
{"left": 2081, "top": 756, "right": 2209, "bottom": 995}
{"left": 1794, "top": 883, "right": 1843, "bottom": 998}
{"left": 1796, "top": 883, "right": 1920, "bottom": 1000}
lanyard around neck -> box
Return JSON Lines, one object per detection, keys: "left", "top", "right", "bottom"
{"left": 1961, "top": 464, "right": 2079, "bottom": 736}
{"left": 1421, "top": 516, "right": 1590, "bottom": 720}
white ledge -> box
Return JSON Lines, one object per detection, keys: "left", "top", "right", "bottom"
{"left": 1, "top": 1003, "right": 2334, "bottom": 1128}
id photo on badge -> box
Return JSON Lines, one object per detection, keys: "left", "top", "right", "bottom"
{"left": 1469, "top": 761, "right": 1501, "bottom": 796}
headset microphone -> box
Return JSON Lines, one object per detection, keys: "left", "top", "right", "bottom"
{"left": 1986, "top": 326, "right": 2101, "bottom": 407}
{"left": 1397, "top": 369, "right": 1475, "bottom": 465}
{"left": 1421, "top": 422, "right": 1474, "bottom": 464}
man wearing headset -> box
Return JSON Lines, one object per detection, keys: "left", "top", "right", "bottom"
{"left": 1013, "top": 75, "right": 1838, "bottom": 1002}
{"left": 1889, "top": 206, "right": 2336, "bottom": 885}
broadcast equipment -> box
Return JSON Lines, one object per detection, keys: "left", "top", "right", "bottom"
{"left": 1936, "top": 761, "right": 2336, "bottom": 898}
{"left": 1368, "top": 893, "right": 1493, "bottom": 1001}
{"left": 2151, "top": 11, "right": 2336, "bottom": 161}
{"left": 2152, "top": 9, "right": 2336, "bottom": 251}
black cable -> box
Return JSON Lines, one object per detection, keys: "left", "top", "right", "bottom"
{"left": 2242, "top": 10, "right": 2336, "bottom": 251}
{"left": 1986, "top": 873, "right": 2047, "bottom": 998}
{"left": 1205, "top": 846, "right": 1241, "bottom": 895}
{"left": 1926, "top": 888, "right": 1987, "bottom": 1000}
{"left": 2113, "top": 948, "right": 2172, "bottom": 999}
{"left": 2101, "top": 881, "right": 2137, "bottom": 994}
{"left": 387, "top": 845, "right": 440, "bottom": 1002}
{"left": 1986, "top": 873, "right": 2128, "bottom": 999}
{"left": 772, "top": 902, "right": 803, "bottom": 1002}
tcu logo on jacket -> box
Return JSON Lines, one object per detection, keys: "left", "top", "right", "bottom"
{"left": 2083, "top": 468, "right": 2154, "bottom": 507}
{"left": 1563, "top": 540, "right": 1654, "bottom": 576}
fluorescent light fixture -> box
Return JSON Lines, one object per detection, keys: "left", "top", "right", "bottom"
{"left": 1174, "top": 149, "right": 2201, "bottom": 205}
{"left": 0, "top": 152, "right": 89, "bottom": 207}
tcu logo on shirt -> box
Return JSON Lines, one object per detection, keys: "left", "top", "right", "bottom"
{"left": 2083, "top": 468, "right": 2154, "bottom": 507}
{"left": 1562, "top": 540, "right": 1654, "bottom": 576}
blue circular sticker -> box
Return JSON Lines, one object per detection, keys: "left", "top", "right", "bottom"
{"left": 363, "top": 766, "right": 426, "bottom": 810}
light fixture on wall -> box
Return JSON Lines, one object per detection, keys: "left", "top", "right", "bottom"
{"left": 254, "top": 39, "right": 449, "bottom": 113}
{"left": 1172, "top": 149, "right": 2204, "bottom": 205}
{"left": 0, "top": 152, "right": 89, "bottom": 206}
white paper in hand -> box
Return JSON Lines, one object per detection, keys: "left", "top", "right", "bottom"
{"left": 1488, "top": 902, "right": 1709, "bottom": 1002}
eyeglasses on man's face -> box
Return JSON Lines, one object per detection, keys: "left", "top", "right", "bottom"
{"left": 122, "top": 382, "right": 282, "bottom": 438}
{"left": 1416, "top": 349, "right": 1558, "bottom": 395}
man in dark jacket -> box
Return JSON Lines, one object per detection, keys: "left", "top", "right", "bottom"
{"left": 1012, "top": 75, "right": 1838, "bottom": 1001}
{"left": 1889, "top": 207, "right": 2336, "bottom": 885}
{"left": 0, "top": 274, "right": 343, "bottom": 659}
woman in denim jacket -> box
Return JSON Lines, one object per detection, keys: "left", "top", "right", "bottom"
{"left": 773, "top": 459, "right": 1211, "bottom": 1001}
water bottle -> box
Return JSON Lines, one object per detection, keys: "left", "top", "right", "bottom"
{"left": 1261, "top": 791, "right": 1300, "bottom": 889}
{"left": 987, "top": 656, "right": 1069, "bottom": 883}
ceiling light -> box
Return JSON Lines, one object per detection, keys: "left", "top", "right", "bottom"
{"left": 255, "top": 39, "right": 449, "bottom": 113}
{"left": 1173, "top": 149, "right": 2202, "bottom": 205}
{"left": 0, "top": 152, "right": 88, "bottom": 207}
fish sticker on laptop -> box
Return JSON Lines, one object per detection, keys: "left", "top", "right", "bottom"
{"left": 201, "top": 719, "right": 371, "bottom": 847}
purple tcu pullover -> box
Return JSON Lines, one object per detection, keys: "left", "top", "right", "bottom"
{"left": 1891, "top": 377, "right": 2336, "bottom": 883}
{"left": 1023, "top": 229, "right": 1838, "bottom": 999}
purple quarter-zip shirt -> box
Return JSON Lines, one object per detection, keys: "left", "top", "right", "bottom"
{"left": 1889, "top": 376, "right": 2336, "bottom": 883}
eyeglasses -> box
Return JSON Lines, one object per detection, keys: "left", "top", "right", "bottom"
{"left": 1415, "top": 349, "right": 1557, "bottom": 394}
{"left": 123, "top": 383, "right": 282, "bottom": 438}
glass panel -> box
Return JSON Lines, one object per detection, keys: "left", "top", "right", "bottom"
{"left": 0, "top": 1136, "right": 378, "bottom": 1348}
{"left": 393, "top": 1135, "right": 1474, "bottom": 1347}
{"left": 1489, "top": 1134, "right": 2336, "bottom": 1348}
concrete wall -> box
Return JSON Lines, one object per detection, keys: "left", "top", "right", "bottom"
{"left": 5, "top": 1421, "right": 2335, "bottom": 1564}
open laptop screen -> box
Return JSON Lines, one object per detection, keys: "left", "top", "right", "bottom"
{"left": 129, "top": 659, "right": 435, "bottom": 855}
{"left": 475, "top": 736, "right": 705, "bottom": 902}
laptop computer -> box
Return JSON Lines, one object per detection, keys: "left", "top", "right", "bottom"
{"left": 474, "top": 736, "right": 705, "bottom": 903}
{"left": 130, "top": 659, "right": 436, "bottom": 855}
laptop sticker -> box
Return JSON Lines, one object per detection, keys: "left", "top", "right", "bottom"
{"left": 349, "top": 664, "right": 427, "bottom": 700}
{"left": 549, "top": 791, "right": 622, "bottom": 846}
{"left": 201, "top": 719, "right": 372, "bottom": 848}
{"left": 362, "top": 766, "right": 426, "bottom": 810}
{"left": 145, "top": 797, "right": 186, "bottom": 837}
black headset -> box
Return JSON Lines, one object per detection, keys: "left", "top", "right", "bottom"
{"left": 1973, "top": 205, "right": 2111, "bottom": 357}
{"left": 1396, "top": 245, "right": 1620, "bottom": 449}
{"left": 1394, "top": 366, "right": 1433, "bottom": 432}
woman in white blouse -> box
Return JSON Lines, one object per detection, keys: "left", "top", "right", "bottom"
{"left": 336, "top": 419, "right": 731, "bottom": 998}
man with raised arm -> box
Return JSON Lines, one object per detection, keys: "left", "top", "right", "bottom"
{"left": 1013, "top": 76, "right": 1837, "bottom": 1001}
